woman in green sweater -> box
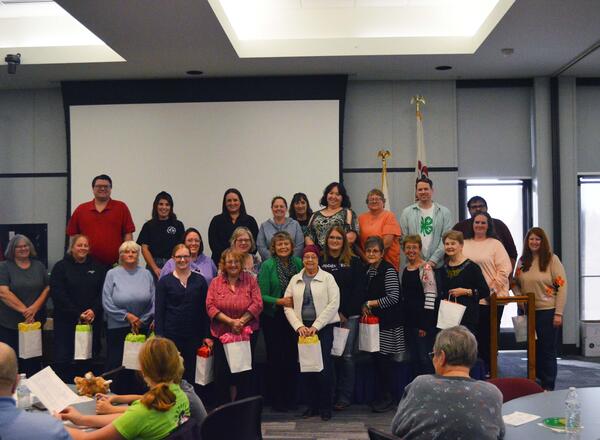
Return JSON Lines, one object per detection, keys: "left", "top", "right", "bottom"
{"left": 258, "top": 231, "right": 303, "bottom": 411}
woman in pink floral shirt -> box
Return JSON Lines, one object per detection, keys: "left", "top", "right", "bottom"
{"left": 206, "top": 249, "right": 263, "bottom": 405}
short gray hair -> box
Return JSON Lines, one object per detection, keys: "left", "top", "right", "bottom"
{"left": 4, "top": 234, "right": 37, "bottom": 261}
{"left": 118, "top": 241, "right": 141, "bottom": 265}
{"left": 433, "top": 325, "right": 478, "bottom": 368}
{"left": 364, "top": 235, "right": 384, "bottom": 252}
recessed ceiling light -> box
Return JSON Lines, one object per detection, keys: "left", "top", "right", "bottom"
{"left": 186, "top": 70, "right": 204, "bottom": 75}
{"left": 501, "top": 47, "right": 514, "bottom": 56}
{"left": 208, "top": 0, "right": 515, "bottom": 58}
{"left": 435, "top": 65, "right": 452, "bottom": 71}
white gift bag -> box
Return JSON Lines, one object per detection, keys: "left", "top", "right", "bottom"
{"left": 358, "top": 317, "right": 380, "bottom": 353}
{"left": 331, "top": 326, "right": 350, "bottom": 356}
{"left": 195, "top": 352, "right": 214, "bottom": 385}
{"left": 17, "top": 322, "right": 42, "bottom": 359}
{"left": 74, "top": 324, "right": 93, "bottom": 360}
{"left": 122, "top": 333, "right": 146, "bottom": 370}
{"left": 298, "top": 336, "right": 323, "bottom": 372}
{"left": 223, "top": 340, "right": 252, "bottom": 373}
{"left": 437, "top": 299, "right": 466, "bottom": 329}
{"left": 512, "top": 315, "right": 529, "bottom": 343}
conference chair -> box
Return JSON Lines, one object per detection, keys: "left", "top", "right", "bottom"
{"left": 367, "top": 427, "right": 402, "bottom": 440}
{"left": 200, "top": 395, "right": 263, "bottom": 440}
{"left": 488, "top": 377, "right": 544, "bottom": 403}
{"left": 165, "top": 418, "right": 200, "bottom": 440}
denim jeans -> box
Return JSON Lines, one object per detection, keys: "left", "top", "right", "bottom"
{"left": 536, "top": 309, "right": 558, "bottom": 390}
{"left": 406, "top": 326, "right": 437, "bottom": 376}
{"left": 334, "top": 315, "right": 359, "bottom": 404}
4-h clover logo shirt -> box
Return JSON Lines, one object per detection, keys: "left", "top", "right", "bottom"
{"left": 419, "top": 205, "right": 435, "bottom": 257}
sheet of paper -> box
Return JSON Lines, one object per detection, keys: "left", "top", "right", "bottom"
{"left": 503, "top": 411, "right": 540, "bottom": 426}
{"left": 25, "top": 366, "right": 90, "bottom": 414}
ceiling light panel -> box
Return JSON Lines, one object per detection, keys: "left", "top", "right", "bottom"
{"left": 209, "top": 0, "right": 515, "bottom": 57}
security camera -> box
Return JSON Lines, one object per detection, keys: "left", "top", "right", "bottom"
{"left": 5, "top": 53, "right": 21, "bottom": 74}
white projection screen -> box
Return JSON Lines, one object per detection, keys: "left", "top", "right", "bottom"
{"left": 69, "top": 100, "right": 340, "bottom": 261}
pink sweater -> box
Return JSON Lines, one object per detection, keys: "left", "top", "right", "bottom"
{"left": 513, "top": 254, "right": 567, "bottom": 315}
{"left": 463, "top": 238, "right": 512, "bottom": 304}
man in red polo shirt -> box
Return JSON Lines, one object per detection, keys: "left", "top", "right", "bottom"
{"left": 66, "top": 174, "right": 135, "bottom": 267}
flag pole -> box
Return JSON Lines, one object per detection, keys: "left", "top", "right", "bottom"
{"left": 378, "top": 149, "right": 391, "bottom": 209}
{"left": 411, "top": 95, "right": 429, "bottom": 180}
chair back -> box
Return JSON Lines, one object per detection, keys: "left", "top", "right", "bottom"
{"left": 488, "top": 377, "right": 544, "bottom": 403}
{"left": 200, "top": 395, "right": 263, "bottom": 440}
{"left": 165, "top": 418, "right": 200, "bottom": 440}
{"left": 367, "top": 427, "right": 401, "bottom": 440}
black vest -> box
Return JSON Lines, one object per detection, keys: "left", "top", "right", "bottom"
{"left": 366, "top": 260, "right": 404, "bottom": 330}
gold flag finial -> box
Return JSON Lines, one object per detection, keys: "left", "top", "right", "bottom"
{"left": 411, "top": 95, "right": 426, "bottom": 114}
{"left": 377, "top": 149, "right": 391, "bottom": 163}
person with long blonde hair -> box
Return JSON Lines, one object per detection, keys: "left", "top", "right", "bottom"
{"left": 60, "top": 337, "right": 191, "bottom": 440}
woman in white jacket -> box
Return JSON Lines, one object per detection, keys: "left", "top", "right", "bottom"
{"left": 284, "top": 244, "right": 340, "bottom": 421}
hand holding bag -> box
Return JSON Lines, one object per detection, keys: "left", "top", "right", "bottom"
{"left": 358, "top": 315, "right": 380, "bottom": 353}
{"left": 220, "top": 327, "right": 253, "bottom": 373}
{"left": 195, "top": 345, "right": 214, "bottom": 385}
{"left": 298, "top": 335, "right": 324, "bottom": 372}
{"left": 17, "top": 322, "right": 42, "bottom": 359}
{"left": 74, "top": 323, "right": 93, "bottom": 360}
{"left": 331, "top": 325, "right": 350, "bottom": 356}
{"left": 122, "top": 332, "right": 146, "bottom": 370}
{"left": 437, "top": 297, "right": 466, "bottom": 329}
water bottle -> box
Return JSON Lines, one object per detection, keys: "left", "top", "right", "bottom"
{"left": 16, "top": 373, "right": 31, "bottom": 409}
{"left": 565, "top": 387, "right": 581, "bottom": 434}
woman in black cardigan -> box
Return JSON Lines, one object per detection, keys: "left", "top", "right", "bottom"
{"left": 50, "top": 234, "right": 107, "bottom": 381}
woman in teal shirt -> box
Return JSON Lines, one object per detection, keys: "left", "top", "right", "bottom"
{"left": 60, "top": 337, "right": 190, "bottom": 440}
{"left": 258, "top": 231, "right": 302, "bottom": 412}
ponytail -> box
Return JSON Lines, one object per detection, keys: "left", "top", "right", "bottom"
{"left": 140, "top": 382, "right": 176, "bottom": 412}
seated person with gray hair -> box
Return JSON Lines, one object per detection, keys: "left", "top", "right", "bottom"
{"left": 0, "top": 342, "right": 71, "bottom": 440}
{"left": 391, "top": 326, "right": 505, "bottom": 439}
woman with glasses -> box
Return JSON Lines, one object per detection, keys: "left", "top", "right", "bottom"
{"left": 159, "top": 228, "right": 217, "bottom": 285}
{"left": 358, "top": 189, "right": 402, "bottom": 270}
{"left": 284, "top": 245, "right": 340, "bottom": 421}
{"left": 362, "top": 236, "right": 405, "bottom": 413}
{"left": 155, "top": 243, "right": 212, "bottom": 386}
{"left": 320, "top": 226, "right": 366, "bottom": 410}
{"left": 230, "top": 226, "right": 261, "bottom": 276}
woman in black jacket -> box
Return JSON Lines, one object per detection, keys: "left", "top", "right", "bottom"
{"left": 50, "top": 234, "right": 107, "bottom": 380}
{"left": 320, "top": 226, "right": 366, "bottom": 410}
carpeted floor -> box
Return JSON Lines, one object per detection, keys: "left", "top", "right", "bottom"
{"left": 260, "top": 351, "right": 600, "bottom": 440}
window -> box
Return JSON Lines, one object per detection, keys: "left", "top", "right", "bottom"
{"left": 580, "top": 176, "right": 600, "bottom": 320}
{"left": 459, "top": 178, "right": 532, "bottom": 328}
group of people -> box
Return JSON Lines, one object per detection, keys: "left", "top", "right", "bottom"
{"left": 0, "top": 173, "right": 568, "bottom": 436}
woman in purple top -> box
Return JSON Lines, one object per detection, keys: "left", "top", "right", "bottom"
{"left": 159, "top": 228, "right": 217, "bottom": 284}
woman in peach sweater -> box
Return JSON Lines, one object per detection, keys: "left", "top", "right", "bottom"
{"left": 512, "top": 227, "right": 567, "bottom": 390}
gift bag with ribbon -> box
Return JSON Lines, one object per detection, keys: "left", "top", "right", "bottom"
{"left": 298, "top": 335, "right": 323, "bottom": 372}
{"left": 74, "top": 323, "right": 93, "bottom": 360}
{"left": 17, "top": 322, "right": 42, "bottom": 359}
{"left": 220, "top": 327, "right": 252, "bottom": 374}
{"left": 195, "top": 345, "right": 214, "bottom": 385}
{"left": 437, "top": 297, "right": 467, "bottom": 329}
{"left": 122, "top": 333, "right": 146, "bottom": 370}
{"left": 331, "top": 326, "right": 350, "bottom": 356}
{"left": 358, "top": 315, "right": 380, "bottom": 353}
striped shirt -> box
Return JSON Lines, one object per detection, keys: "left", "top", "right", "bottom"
{"left": 206, "top": 272, "right": 263, "bottom": 338}
{"left": 367, "top": 265, "right": 406, "bottom": 355}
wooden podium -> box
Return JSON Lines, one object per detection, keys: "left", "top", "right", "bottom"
{"left": 489, "top": 292, "right": 536, "bottom": 380}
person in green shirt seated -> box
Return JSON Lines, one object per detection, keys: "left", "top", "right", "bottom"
{"left": 60, "top": 337, "right": 191, "bottom": 440}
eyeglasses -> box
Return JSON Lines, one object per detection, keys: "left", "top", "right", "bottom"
{"left": 236, "top": 238, "right": 251, "bottom": 243}
{"left": 365, "top": 249, "right": 381, "bottom": 254}
{"left": 174, "top": 255, "right": 191, "bottom": 260}
{"left": 303, "top": 255, "right": 318, "bottom": 260}
{"left": 428, "top": 352, "right": 435, "bottom": 360}
{"left": 367, "top": 198, "right": 383, "bottom": 203}
{"left": 469, "top": 204, "right": 485, "bottom": 210}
